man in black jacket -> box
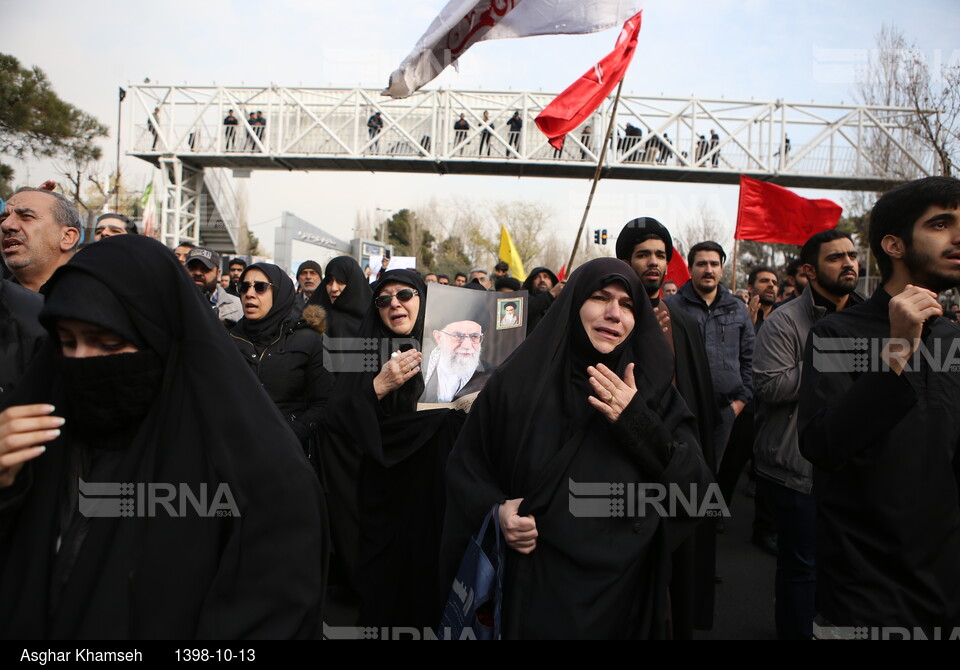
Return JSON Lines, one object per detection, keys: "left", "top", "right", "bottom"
{"left": 0, "top": 279, "right": 45, "bottom": 406}
{"left": 799, "top": 176, "right": 960, "bottom": 636}
{"left": 616, "top": 216, "right": 719, "bottom": 637}
{"left": 521, "top": 267, "right": 564, "bottom": 334}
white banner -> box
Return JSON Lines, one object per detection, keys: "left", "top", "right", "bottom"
{"left": 383, "top": 0, "right": 644, "bottom": 99}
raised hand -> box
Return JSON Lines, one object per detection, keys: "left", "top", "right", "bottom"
{"left": 0, "top": 404, "right": 63, "bottom": 488}
{"left": 373, "top": 348, "right": 422, "bottom": 399}
{"left": 587, "top": 363, "right": 637, "bottom": 424}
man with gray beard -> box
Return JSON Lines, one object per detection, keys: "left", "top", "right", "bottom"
{"left": 422, "top": 319, "right": 491, "bottom": 403}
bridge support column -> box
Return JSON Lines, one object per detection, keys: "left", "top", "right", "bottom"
{"left": 159, "top": 155, "right": 204, "bottom": 248}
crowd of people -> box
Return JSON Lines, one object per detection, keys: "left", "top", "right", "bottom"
{"left": 1, "top": 176, "right": 959, "bottom": 640}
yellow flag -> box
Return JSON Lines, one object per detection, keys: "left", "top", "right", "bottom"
{"left": 499, "top": 225, "right": 527, "bottom": 282}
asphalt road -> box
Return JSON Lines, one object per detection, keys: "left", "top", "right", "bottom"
{"left": 695, "top": 475, "right": 778, "bottom": 640}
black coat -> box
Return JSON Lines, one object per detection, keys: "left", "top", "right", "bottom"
{"left": 230, "top": 305, "right": 333, "bottom": 445}
{"left": 521, "top": 267, "right": 559, "bottom": 335}
{"left": 658, "top": 299, "right": 719, "bottom": 636}
{"left": 0, "top": 279, "right": 45, "bottom": 407}
{"left": 799, "top": 287, "right": 960, "bottom": 630}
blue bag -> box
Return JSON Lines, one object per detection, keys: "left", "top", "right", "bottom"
{"left": 440, "top": 504, "right": 505, "bottom": 640}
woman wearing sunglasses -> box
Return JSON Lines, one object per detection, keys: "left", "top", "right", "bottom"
{"left": 323, "top": 269, "right": 468, "bottom": 629}
{"left": 0, "top": 236, "right": 326, "bottom": 639}
{"left": 229, "top": 263, "right": 333, "bottom": 474}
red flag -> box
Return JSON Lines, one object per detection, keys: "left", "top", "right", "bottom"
{"left": 557, "top": 264, "right": 567, "bottom": 282}
{"left": 736, "top": 175, "right": 842, "bottom": 246}
{"left": 535, "top": 11, "right": 643, "bottom": 150}
{"left": 665, "top": 252, "right": 690, "bottom": 287}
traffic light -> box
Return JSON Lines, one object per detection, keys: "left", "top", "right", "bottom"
{"left": 594, "top": 229, "right": 601, "bottom": 244}
{"left": 601, "top": 229, "right": 608, "bottom": 245}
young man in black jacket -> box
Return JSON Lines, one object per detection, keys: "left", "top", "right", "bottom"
{"left": 799, "top": 176, "right": 960, "bottom": 637}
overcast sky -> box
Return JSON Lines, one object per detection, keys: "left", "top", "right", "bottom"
{"left": 5, "top": 0, "right": 958, "bottom": 259}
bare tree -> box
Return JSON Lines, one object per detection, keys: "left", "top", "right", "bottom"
{"left": 490, "top": 201, "right": 551, "bottom": 271}
{"left": 674, "top": 201, "right": 733, "bottom": 260}
{"left": 855, "top": 24, "right": 959, "bottom": 179}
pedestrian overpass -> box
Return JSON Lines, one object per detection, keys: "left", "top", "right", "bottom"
{"left": 126, "top": 85, "right": 940, "bottom": 253}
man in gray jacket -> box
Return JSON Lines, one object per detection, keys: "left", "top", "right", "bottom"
{"left": 666, "top": 241, "right": 754, "bottom": 468}
{"left": 753, "top": 229, "right": 861, "bottom": 639}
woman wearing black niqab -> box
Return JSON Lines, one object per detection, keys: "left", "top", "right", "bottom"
{"left": 0, "top": 235, "right": 327, "bottom": 639}
{"left": 441, "top": 257, "right": 713, "bottom": 639}
{"left": 323, "top": 269, "right": 467, "bottom": 628}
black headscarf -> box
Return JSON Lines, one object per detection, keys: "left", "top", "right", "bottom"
{"left": 0, "top": 235, "right": 327, "bottom": 640}
{"left": 442, "top": 257, "right": 708, "bottom": 639}
{"left": 351, "top": 269, "right": 427, "bottom": 417}
{"left": 230, "top": 262, "right": 297, "bottom": 344}
{"left": 307, "top": 256, "right": 371, "bottom": 340}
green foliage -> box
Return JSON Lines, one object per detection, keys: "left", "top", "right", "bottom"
{"left": 0, "top": 53, "right": 107, "bottom": 192}
{"left": 432, "top": 236, "right": 471, "bottom": 277}
{"left": 380, "top": 208, "right": 436, "bottom": 270}
{"left": 734, "top": 240, "right": 801, "bottom": 288}
{"left": 246, "top": 230, "right": 264, "bottom": 256}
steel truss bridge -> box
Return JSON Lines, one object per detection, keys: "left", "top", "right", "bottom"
{"left": 127, "top": 85, "right": 939, "bottom": 253}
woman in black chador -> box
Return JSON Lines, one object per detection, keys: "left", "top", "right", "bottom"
{"left": 441, "top": 257, "right": 713, "bottom": 639}
{"left": 308, "top": 256, "right": 371, "bottom": 342}
{"left": 0, "top": 235, "right": 327, "bottom": 639}
{"left": 323, "top": 269, "right": 466, "bottom": 629}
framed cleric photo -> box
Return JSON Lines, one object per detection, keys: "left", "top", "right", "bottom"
{"left": 419, "top": 284, "right": 527, "bottom": 406}
{"left": 496, "top": 298, "right": 523, "bottom": 330}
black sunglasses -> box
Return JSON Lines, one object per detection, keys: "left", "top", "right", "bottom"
{"left": 374, "top": 288, "right": 418, "bottom": 309}
{"left": 239, "top": 281, "right": 274, "bottom": 295}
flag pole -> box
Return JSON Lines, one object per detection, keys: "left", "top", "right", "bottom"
{"left": 565, "top": 78, "right": 626, "bottom": 274}
{"left": 732, "top": 238, "right": 740, "bottom": 291}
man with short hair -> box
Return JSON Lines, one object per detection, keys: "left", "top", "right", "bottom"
{"left": 616, "top": 217, "right": 719, "bottom": 637}
{"left": 294, "top": 260, "right": 322, "bottom": 313}
{"left": 186, "top": 247, "right": 242, "bottom": 326}
{"left": 437, "top": 274, "right": 450, "bottom": 285}
{"left": 521, "top": 266, "right": 565, "bottom": 334}
{"left": 785, "top": 257, "right": 809, "bottom": 294}
{"left": 94, "top": 213, "right": 138, "bottom": 241}
{"left": 754, "top": 229, "right": 862, "bottom": 639}
{"left": 173, "top": 241, "right": 196, "bottom": 266}
{"left": 422, "top": 320, "right": 490, "bottom": 403}
{"left": 453, "top": 272, "right": 467, "bottom": 287}
{"left": 493, "top": 261, "right": 509, "bottom": 278}
{"left": 666, "top": 241, "right": 754, "bottom": 467}
{"left": 225, "top": 257, "right": 247, "bottom": 296}
{"left": 747, "top": 266, "right": 780, "bottom": 329}
{"left": 468, "top": 269, "right": 491, "bottom": 290}
{"left": 424, "top": 273, "right": 438, "bottom": 284}
{"left": 0, "top": 187, "right": 82, "bottom": 292}
{"left": 799, "top": 176, "right": 960, "bottom": 635}
{"left": 662, "top": 280, "right": 678, "bottom": 297}
{"left": 778, "top": 284, "right": 798, "bottom": 303}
